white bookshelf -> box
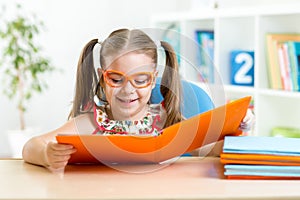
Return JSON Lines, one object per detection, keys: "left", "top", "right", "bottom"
{"left": 150, "top": 3, "right": 300, "bottom": 136}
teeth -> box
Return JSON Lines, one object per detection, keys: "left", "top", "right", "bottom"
{"left": 117, "top": 97, "right": 136, "bottom": 103}
{"left": 121, "top": 99, "right": 132, "bottom": 103}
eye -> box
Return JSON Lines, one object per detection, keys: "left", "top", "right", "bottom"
{"left": 134, "top": 74, "right": 151, "bottom": 85}
{"left": 111, "top": 78, "right": 123, "bottom": 84}
{"left": 107, "top": 73, "right": 124, "bottom": 84}
{"left": 134, "top": 79, "right": 147, "bottom": 85}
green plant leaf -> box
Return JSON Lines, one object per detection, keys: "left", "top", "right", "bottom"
{"left": 0, "top": 3, "right": 57, "bottom": 130}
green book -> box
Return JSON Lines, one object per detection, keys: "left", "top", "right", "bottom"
{"left": 271, "top": 126, "right": 300, "bottom": 138}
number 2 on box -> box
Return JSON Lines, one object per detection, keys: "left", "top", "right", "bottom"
{"left": 234, "top": 53, "right": 253, "bottom": 84}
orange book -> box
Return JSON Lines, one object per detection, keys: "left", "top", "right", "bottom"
{"left": 56, "top": 96, "right": 251, "bottom": 164}
{"left": 220, "top": 153, "right": 300, "bottom": 166}
{"left": 227, "top": 175, "right": 300, "bottom": 180}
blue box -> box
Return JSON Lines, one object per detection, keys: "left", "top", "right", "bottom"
{"left": 230, "top": 50, "right": 254, "bottom": 86}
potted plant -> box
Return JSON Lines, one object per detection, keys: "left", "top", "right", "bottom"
{"left": 0, "top": 4, "right": 56, "bottom": 157}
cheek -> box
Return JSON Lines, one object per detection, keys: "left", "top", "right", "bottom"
{"left": 137, "top": 87, "right": 152, "bottom": 101}
{"left": 104, "top": 87, "right": 116, "bottom": 104}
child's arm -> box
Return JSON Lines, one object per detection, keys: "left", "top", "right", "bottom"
{"left": 22, "top": 113, "right": 97, "bottom": 170}
{"left": 22, "top": 118, "right": 77, "bottom": 171}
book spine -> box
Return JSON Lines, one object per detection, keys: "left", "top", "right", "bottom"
{"left": 266, "top": 34, "right": 283, "bottom": 89}
{"left": 195, "top": 30, "right": 214, "bottom": 83}
{"left": 287, "top": 41, "right": 299, "bottom": 91}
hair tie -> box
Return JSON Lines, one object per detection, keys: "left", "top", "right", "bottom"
{"left": 95, "top": 39, "right": 102, "bottom": 69}
{"left": 155, "top": 40, "right": 161, "bottom": 48}
{"left": 155, "top": 40, "right": 166, "bottom": 71}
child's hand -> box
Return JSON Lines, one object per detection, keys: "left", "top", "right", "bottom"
{"left": 239, "top": 109, "right": 255, "bottom": 133}
{"left": 44, "top": 141, "right": 77, "bottom": 172}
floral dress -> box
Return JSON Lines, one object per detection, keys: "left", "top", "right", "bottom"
{"left": 93, "top": 104, "right": 166, "bottom": 136}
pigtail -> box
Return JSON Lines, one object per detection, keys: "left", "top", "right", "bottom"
{"left": 68, "top": 39, "right": 99, "bottom": 119}
{"left": 160, "top": 41, "right": 183, "bottom": 128}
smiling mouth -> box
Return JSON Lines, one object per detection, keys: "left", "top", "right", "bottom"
{"left": 117, "top": 97, "right": 138, "bottom": 103}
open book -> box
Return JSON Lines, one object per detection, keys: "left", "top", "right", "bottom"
{"left": 56, "top": 96, "right": 251, "bottom": 164}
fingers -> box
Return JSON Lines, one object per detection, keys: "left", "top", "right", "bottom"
{"left": 242, "top": 109, "right": 253, "bottom": 122}
{"left": 239, "top": 109, "right": 255, "bottom": 133}
{"left": 45, "top": 141, "right": 76, "bottom": 172}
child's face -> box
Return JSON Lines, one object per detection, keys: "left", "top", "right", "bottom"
{"left": 102, "top": 52, "right": 156, "bottom": 121}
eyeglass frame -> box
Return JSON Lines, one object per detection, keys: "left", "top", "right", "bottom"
{"left": 102, "top": 69, "right": 158, "bottom": 89}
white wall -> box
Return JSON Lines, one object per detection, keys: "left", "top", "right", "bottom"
{"left": 1, "top": 0, "right": 296, "bottom": 157}
{"left": 0, "top": 0, "right": 190, "bottom": 156}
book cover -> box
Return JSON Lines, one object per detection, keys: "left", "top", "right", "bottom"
{"left": 223, "top": 136, "right": 300, "bottom": 156}
{"left": 224, "top": 164, "right": 300, "bottom": 177}
{"left": 56, "top": 96, "right": 251, "bottom": 164}
{"left": 226, "top": 175, "right": 300, "bottom": 180}
{"left": 220, "top": 153, "right": 300, "bottom": 166}
{"left": 271, "top": 126, "right": 300, "bottom": 138}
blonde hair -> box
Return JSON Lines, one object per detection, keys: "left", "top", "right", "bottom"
{"left": 69, "top": 28, "right": 183, "bottom": 128}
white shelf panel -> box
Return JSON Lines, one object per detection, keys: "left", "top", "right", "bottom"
{"left": 258, "top": 89, "right": 300, "bottom": 98}
{"left": 224, "top": 85, "right": 255, "bottom": 95}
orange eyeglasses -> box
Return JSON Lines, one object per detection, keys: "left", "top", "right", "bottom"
{"left": 103, "top": 69, "right": 156, "bottom": 88}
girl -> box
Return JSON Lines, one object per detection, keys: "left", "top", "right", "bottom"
{"left": 22, "top": 28, "right": 253, "bottom": 171}
{"left": 22, "top": 28, "right": 184, "bottom": 170}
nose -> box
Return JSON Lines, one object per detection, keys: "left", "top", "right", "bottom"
{"left": 122, "top": 80, "right": 136, "bottom": 94}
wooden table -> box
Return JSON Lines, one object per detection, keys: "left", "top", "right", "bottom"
{"left": 1, "top": 157, "right": 300, "bottom": 199}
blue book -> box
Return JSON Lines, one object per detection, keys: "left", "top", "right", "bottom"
{"left": 162, "top": 24, "right": 181, "bottom": 65}
{"left": 294, "top": 42, "right": 300, "bottom": 91}
{"left": 223, "top": 136, "right": 300, "bottom": 156}
{"left": 195, "top": 30, "right": 214, "bottom": 83}
{"left": 224, "top": 164, "right": 300, "bottom": 177}
{"left": 287, "top": 41, "right": 300, "bottom": 91}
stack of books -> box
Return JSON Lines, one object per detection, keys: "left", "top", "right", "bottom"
{"left": 221, "top": 136, "right": 300, "bottom": 179}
